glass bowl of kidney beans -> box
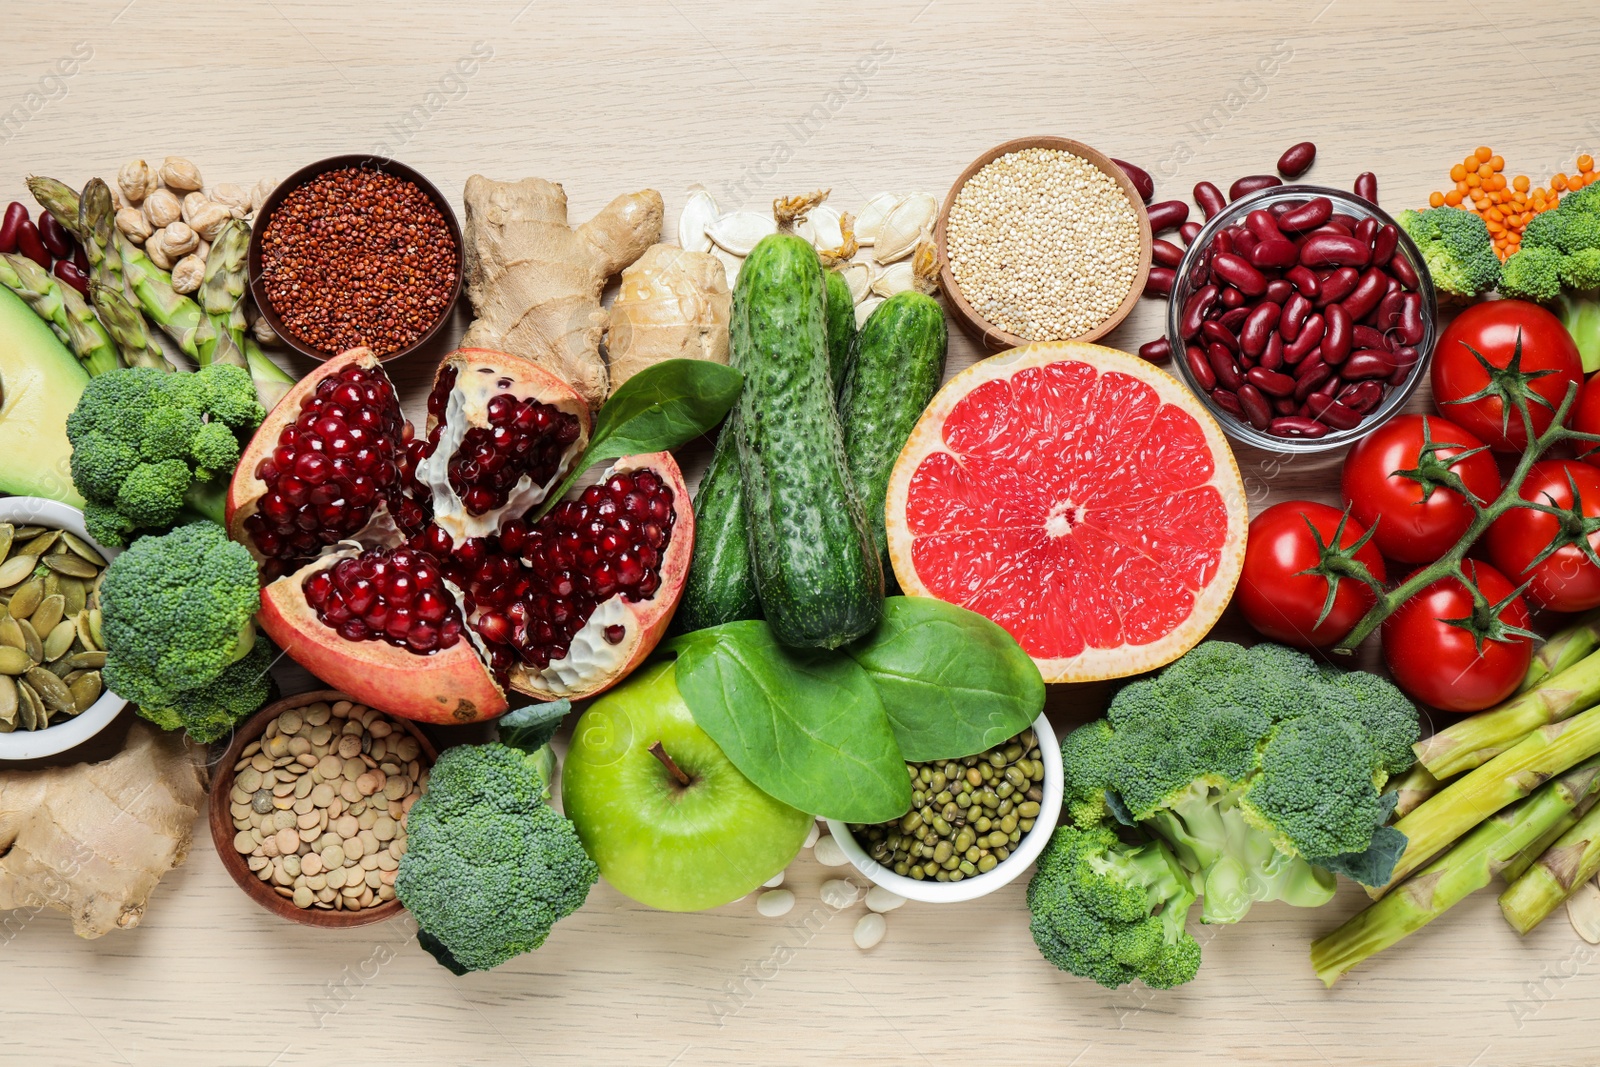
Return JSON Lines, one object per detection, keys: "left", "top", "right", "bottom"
{"left": 1165, "top": 185, "right": 1436, "bottom": 452}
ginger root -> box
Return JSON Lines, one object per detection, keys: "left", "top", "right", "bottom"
{"left": 460, "top": 176, "right": 663, "bottom": 409}
{"left": 0, "top": 721, "right": 207, "bottom": 938}
{"left": 604, "top": 244, "right": 731, "bottom": 393}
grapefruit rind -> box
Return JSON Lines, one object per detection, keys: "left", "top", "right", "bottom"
{"left": 884, "top": 340, "right": 1246, "bottom": 684}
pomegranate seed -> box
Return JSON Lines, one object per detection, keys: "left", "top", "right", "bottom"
{"left": 604, "top": 624, "right": 625, "bottom": 644}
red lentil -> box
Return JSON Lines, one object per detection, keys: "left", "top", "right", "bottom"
{"left": 259, "top": 167, "right": 458, "bottom": 357}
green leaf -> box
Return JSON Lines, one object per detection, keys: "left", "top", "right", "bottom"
{"left": 496, "top": 699, "right": 571, "bottom": 754}
{"left": 668, "top": 622, "right": 912, "bottom": 823}
{"left": 535, "top": 359, "right": 742, "bottom": 520}
{"left": 843, "top": 597, "right": 1043, "bottom": 761}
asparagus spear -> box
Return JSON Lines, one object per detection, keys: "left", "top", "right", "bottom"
{"left": 89, "top": 281, "right": 173, "bottom": 371}
{"left": 1502, "top": 792, "right": 1600, "bottom": 886}
{"left": 197, "top": 220, "right": 249, "bottom": 370}
{"left": 1389, "top": 763, "right": 1450, "bottom": 819}
{"left": 0, "top": 253, "right": 118, "bottom": 375}
{"left": 1414, "top": 650, "right": 1600, "bottom": 779}
{"left": 1500, "top": 797, "right": 1600, "bottom": 934}
{"left": 1521, "top": 611, "right": 1600, "bottom": 694}
{"left": 1312, "top": 754, "right": 1600, "bottom": 986}
{"left": 117, "top": 234, "right": 220, "bottom": 364}
{"left": 1382, "top": 703, "right": 1600, "bottom": 892}
{"left": 244, "top": 335, "right": 296, "bottom": 411}
{"left": 77, "top": 179, "right": 136, "bottom": 305}
{"left": 26, "top": 175, "right": 82, "bottom": 238}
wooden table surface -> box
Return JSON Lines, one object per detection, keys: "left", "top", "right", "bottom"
{"left": 6, "top": 2, "right": 1600, "bottom": 1064}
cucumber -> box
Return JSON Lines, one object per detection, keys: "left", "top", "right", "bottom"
{"left": 733, "top": 233, "right": 883, "bottom": 649}
{"left": 838, "top": 292, "right": 948, "bottom": 593}
{"left": 673, "top": 413, "right": 761, "bottom": 632}
{"left": 824, "top": 269, "right": 857, "bottom": 394}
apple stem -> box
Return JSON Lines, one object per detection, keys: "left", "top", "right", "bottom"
{"left": 648, "top": 741, "right": 693, "bottom": 787}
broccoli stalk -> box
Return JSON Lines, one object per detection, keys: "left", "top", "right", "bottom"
{"left": 395, "top": 700, "right": 599, "bottom": 975}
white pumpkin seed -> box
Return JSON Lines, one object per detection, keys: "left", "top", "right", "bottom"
{"left": 43, "top": 620, "right": 75, "bottom": 662}
{"left": 854, "top": 295, "right": 885, "bottom": 327}
{"left": 709, "top": 246, "right": 743, "bottom": 289}
{"left": 706, "top": 211, "right": 777, "bottom": 256}
{"left": 677, "top": 187, "right": 719, "bottom": 254}
{"left": 871, "top": 259, "right": 918, "bottom": 298}
{"left": 853, "top": 193, "right": 900, "bottom": 246}
{"left": 873, "top": 193, "right": 937, "bottom": 264}
{"left": 1568, "top": 880, "right": 1600, "bottom": 944}
{"left": 839, "top": 262, "right": 872, "bottom": 305}
{"left": 806, "top": 205, "right": 845, "bottom": 252}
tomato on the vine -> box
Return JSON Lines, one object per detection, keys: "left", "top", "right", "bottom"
{"left": 1382, "top": 559, "right": 1533, "bottom": 713}
{"left": 1485, "top": 459, "right": 1600, "bottom": 613}
{"left": 1431, "top": 300, "right": 1582, "bottom": 452}
{"left": 1237, "top": 501, "right": 1387, "bottom": 649}
{"left": 1340, "top": 414, "right": 1501, "bottom": 565}
{"left": 1572, "top": 372, "right": 1600, "bottom": 468}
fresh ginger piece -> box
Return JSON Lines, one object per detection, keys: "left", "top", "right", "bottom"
{"left": 0, "top": 721, "right": 207, "bottom": 938}
{"left": 460, "top": 175, "right": 663, "bottom": 409}
{"left": 604, "top": 244, "right": 731, "bottom": 393}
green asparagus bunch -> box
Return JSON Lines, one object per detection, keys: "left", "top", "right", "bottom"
{"left": 0, "top": 252, "right": 117, "bottom": 375}
{"left": 1500, "top": 799, "right": 1600, "bottom": 934}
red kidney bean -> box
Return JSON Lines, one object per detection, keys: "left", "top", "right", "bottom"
{"left": 1342, "top": 349, "right": 1394, "bottom": 380}
{"left": 1220, "top": 285, "right": 1245, "bottom": 309}
{"left": 1247, "top": 365, "right": 1296, "bottom": 397}
{"left": 1294, "top": 352, "right": 1329, "bottom": 382}
{"left": 1246, "top": 209, "right": 1284, "bottom": 243}
{"left": 1232, "top": 229, "right": 1259, "bottom": 259}
{"left": 1208, "top": 343, "right": 1243, "bottom": 390}
{"left": 1152, "top": 238, "right": 1185, "bottom": 269}
{"left": 36, "top": 212, "right": 70, "bottom": 261}
{"left": 1237, "top": 383, "right": 1273, "bottom": 429}
{"left": 1388, "top": 250, "right": 1420, "bottom": 291}
{"left": 1354, "top": 172, "right": 1379, "bottom": 204}
{"left": 15, "top": 220, "right": 48, "bottom": 268}
{"left": 1148, "top": 200, "right": 1190, "bottom": 234}
{"left": 1269, "top": 200, "right": 1301, "bottom": 217}
{"left": 1294, "top": 364, "right": 1332, "bottom": 402}
{"left": 1185, "top": 345, "right": 1217, "bottom": 390}
{"left": 1300, "top": 232, "right": 1371, "bottom": 270}
{"left": 72, "top": 244, "right": 88, "bottom": 272}
{"left": 1112, "top": 159, "right": 1155, "bottom": 203}
{"left": 1278, "top": 196, "right": 1333, "bottom": 232}
{"left": 0, "top": 203, "right": 28, "bottom": 255}
{"left": 1264, "top": 279, "right": 1292, "bottom": 304}
{"left": 1178, "top": 221, "right": 1203, "bottom": 247}
{"left": 1391, "top": 344, "right": 1420, "bottom": 374}
{"left": 1272, "top": 416, "right": 1330, "bottom": 439}
{"left": 1194, "top": 181, "right": 1227, "bottom": 220}
{"left": 1305, "top": 222, "right": 1352, "bottom": 244}
{"left": 1230, "top": 174, "right": 1283, "bottom": 201}
{"left": 1331, "top": 213, "right": 1363, "bottom": 233}
{"left": 1371, "top": 223, "right": 1399, "bottom": 266}
{"left": 1285, "top": 265, "right": 1320, "bottom": 298}
{"left": 1274, "top": 396, "right": 1300, "bottom": 416}
{"left": 52, "top": 260, "right": 88, "bottom": 295}
{"left": 1211, "top": 388, "right": 1245, "bottom": 419}
{"left": 1322, "top": 303, "right": 1353, "bottom": 364}
{"left": 1277, "top": 141, "right": 1317, "bottom": 178}
{"left": 1180, "top": 284, "right": 1218, "bottom": 339}
{"left": 1280, "top": 292, "right": 1311, "bottom": 341}
{"left": 1139, "top": 337, "right": 1172, "bottom": 362}
{"left": 1340, "top": 267, "right": 1387, "bottom": 322}
{"left": 1306, "top": 395, "right": 1362, "bottom": 430}
{"left": 1260, "top": 332, "right": 1285, "bottom": 371}
{"left": 1341, "top": 381, "right": 1385, "bottom": 414}
{"left": 1285, "top": 313, "right": 1325, "bottom": 362}
{"left": 1202, "top": 319, "right": 1239, "bottom": 353}
{"left": 1353, "top": 325, "right": 1388, "bottom": 350}
{"left": 1240, "top": 301, "right": 1281, "bottom": 357}
{"left": 1316, "top": 267, "right": 1361, "bottom": 306}
{"left": 1399, "top": 293, "right": 1424, "bottom": 345}
{"left": 1211, "top": 252, "right": 1267, "bottom": 296}
{"left": 1145, "top": 267, "right": 1175, "bottom": 297}
{"left": 1374, "top": 290, "right": 1405, "bottom": 332}
{"left": 1353, "top": 217, "right": 1378, "bottom": 247}
{"left": 1218, "top": 306, "right": 1250, "bottom": 332}
{"left": 1213, "top": 229, "right": 1235, "bottom": 255}
{"left": 1249, "top": 238, "right": 1298, "bottom": 270}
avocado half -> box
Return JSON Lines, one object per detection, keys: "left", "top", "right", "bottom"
{"left": 0, "top": 286, "right": 87, "bottom": 505}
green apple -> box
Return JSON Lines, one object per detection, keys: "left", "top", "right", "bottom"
{"left": 562, "top": 660, "right": 810, "bottom": 911}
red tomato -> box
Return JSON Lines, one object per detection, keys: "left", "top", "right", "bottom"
{"left": 1341, "top": 414, "right": 1501, "bottom": 565}
{"left": 1485, "top": 459, "right": 1600, "bottom": 612}
{"left": 1238, "top": 501, "right": 1387, "bottom": 648}
{"left": 1573, "top": 372, "right": 1600, "bottom": 468}
{"left": 1382, "top": 559, "right": 1533, "bottom": 713}
{"left": 1432, "top": 300, "right": 1582, "bottom": 452}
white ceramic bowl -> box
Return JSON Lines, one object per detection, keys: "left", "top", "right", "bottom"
{"left": 826, "top": 712, "right": 1063, "bottom": 904}
{"left": 0, "top": 498, "right": 126, "bottom": 760}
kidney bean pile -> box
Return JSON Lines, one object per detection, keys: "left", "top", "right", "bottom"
{"left": 0, "top": 201, "right": 88, "bottom": 294}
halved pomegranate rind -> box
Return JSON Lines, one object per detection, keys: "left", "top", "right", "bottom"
{"left": 884, "top": 340, "right": 1247, "bottom": 684}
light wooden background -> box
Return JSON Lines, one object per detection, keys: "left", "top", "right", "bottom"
{"left": 5, "top": 2, "right": 1600, "bottom": 1064}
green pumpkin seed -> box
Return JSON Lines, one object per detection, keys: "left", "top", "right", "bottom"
{"left": 16, "top": 681, "right": 39, "bottom": 730}
{"left": 11, "top": 526, "right": 43, "bottom": 540}
{"left": 17, "top": 530, "right": 59, "bottom": 557}
{"left": 66, "top": 650, "right": 106, "bottom": 670}
{"left": 25, "top": 668, "right": 74, "bottom": 714}
{"left": 0, "top": 674, "right": 15, "bottom": 725}
{"left": 0, "top": 554, "right": 38, "bottom": 589}
{"left": 60, "top": 532, "right": 106, "bottom": 567}
{"left": 88, "top": 609, "right": 103, "bottom": 650}
{"left": 43, "top": 620, "right": 75, "bottom": 663}
{"left": 6, "top": 578, "right": 42, "bottom": 619}
{"left": 0, "top": 647, "right": 33, "bottom": 675}
{"left": 43, "top": 553, "right": 100, "bottom": 580}
{"left": 16, "top": 619, "right": 41, "bottom": 663}
{"left": 0, "top": 616, "right": 23, "bottom": 652}
{"left": 56, "top": 576, "right": 85, "bottom": 617}
{"left": 67, "top": 671, "right": 101, "bottom": 713}
{"left": 0, "top": 524, "right": 14, "bottom": 564}
{"left": 75, "top": 610, "right": 99, "bottom": 652}
{"left": 29, "top": 594, "right": 64, "bottom": 638}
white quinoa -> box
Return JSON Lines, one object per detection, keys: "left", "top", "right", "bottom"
{"left": 946, "top": 147, "right": 1141, "bottom": 340}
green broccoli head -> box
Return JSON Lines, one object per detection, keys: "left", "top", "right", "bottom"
{"left": 1060, "top": 720, "right": 1115, "bottom": 828}
{"left": 191, "top": 364, "right": 267, "bottom": 430}
{"left": 396, "top": 742, "right": 599, "bottom": 974}
{"left": 1500, "top": 245, "right": 1566, "bottom": 302}
{"left": 100, "top": 523, "right": 262, "bottom": 716}
{"left": 1563, "top": 248, "right": 1600, "bottom": 292}
{"left": 69, "top": 432, "right": 142, "bottom": 503}
{"left": 1026, "top": 823, "right": 1201, "bottom": 990}
{"left": 190, "top": 420, "right": 243, "bottom": 479}
{"left": 1397, "top": 207, "right": 1501, "bottom": 300}
{"left": 1519, "top": 209, "right": 1566, "bottom": 252}
{"left": 114, "top": 458, "right": 191, "bottom": 530}
{"left": 135, "top": 637, "right": 275, "bottom": 743}
{"left": 81, "top": 500, "right": 135, "bottom": 550}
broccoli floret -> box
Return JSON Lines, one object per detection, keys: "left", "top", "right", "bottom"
{"left": 100, "top": 523, "right": 264, "bottom": 741}
{"left": 396, "top": 739, "right": 598, "bottom": 974}
{"left": 1027, "top": 822, "right": 1201, "bottom": 990}
{"left": 1563, "top": 248, "right": 1600, "bottom": 292}
{"left": 81, "top": 500, "right": 134, "bottom": 550}
{"left": 1060, "top": 719, "right": 1116, "bottom": 828}
{"left": 1397, "top": 207, "right": 1501, "bottom": 301}
{"left": 1500, "top": 245, "right": 1565, "bottom": 302}
{"left": 136, "top": 638, "right": 275, "bottom": 743}
{"left": 1519, "top": 209, "right": 1566, "bottom": 252}
{"left": 64, "top": 364, "right": 267, "bottom": 545}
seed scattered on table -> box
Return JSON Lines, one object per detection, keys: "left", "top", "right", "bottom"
{"left": 812, "top": 833, "right": 849, "bottom": 867}
{"left": 756, "top": 889, "right": 795, "bottom": 917}
{"left": 820, "top": 879, "right": 860, "bottom": 910}
{"left": 853, "top": 912, "right": 887, "bottom": 950}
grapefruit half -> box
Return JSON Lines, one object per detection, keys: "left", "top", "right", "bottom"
{"left": 885, "top": 341, "right": 1246, "bottom": 683}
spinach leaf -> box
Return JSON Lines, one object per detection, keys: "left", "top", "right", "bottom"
{"left": 668, "top": 622, "right": 911, "bottom": 823}
{"left": 844, "top": 597, "right": 1044, "bottom": 761}
{"left": 535, "top": 359, "right": 743, "bottom": 519}
{"left": 496, "top": 699, "right": 571, "bottom": 754}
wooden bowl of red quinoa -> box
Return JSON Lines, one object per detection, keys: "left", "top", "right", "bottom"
{"left": 248, "top": 154, "right": 464, "bottom": 364}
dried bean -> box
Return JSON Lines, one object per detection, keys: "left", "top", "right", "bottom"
{"left": 37, "top": 212, "right": 71, "bottom": 261}
{"left": 1342, "top": 349, "right": 1394, "bottom": 380}
{"left": 1219, "top": 285, "right": 1244, "bottom": 309}
{"left": 1250, "top": 238, "right": 1298, "bottom": 270}
{"left": 16, "top": 220, "right": 48, "bottom": 269}
{"left": 1285, "top": 313, "right": 1325, "bottom": 363}
{"left": 1353, "top": 171, "right": 1379, "bottom": 204}
{"left": 1263, "top": 279, "right": 1292, "bottom": 304}
{"left": 1246, "top": 366, "right": 1296, "bottom": 397}
{"left": 1208, "top": 343, "right": 1244, "bottom": 390}
{"left": 1399, "top": 294, "right": 1425, "bottom": 345}
{"left": 1185, "top": 344, "right": 1217, "bottom": 390}
{"left": 0, "top": 203, "right": 25, "bottom": 254}
{"left": 1260, "top": 332, "right": 1285, "bottom": 371}
{"left": 1194, "top": 181, "right": 1227, "bottom": 220}
{"left": 1201, "top": 319, "right": 1239, "bottom": 353}
{"left": 1230, "top": 174, "right": 1282, "bottom": 200}
{"left": 1332, "top": 213, "right": 1363, "bottom": 233}
{"left": 1214, "top": 229, "right": 1234, "bottom": 254}
{"left": 1371, "top": 223, "right": 1400, "bottom": 267}
{"left": 1340, "top": 267, "right": 1388, "bottom": 322}
{"left": 1147, "top": 200, "right": 1190, "bottom": 233}
{"left": 1179, "top": 220, "right": 1202, "bottom": 246}
{"left": 1232, "top": 229, "right": 1259, "bottom": 258}
{"left": 1316, "top": 267, "right": 1361, "bottom": 306}
{"left": 1286, "top": 264, "right": 1321, "bottom": 298}
{"left": 1339, "top": 381, "right": 1385, "bottom": 414}
{"left": 1277, "top": 142, "right": 1317, "bottom": 178}
{"left": 1306, "top": 394, "right": 1363, "bottom": 430}
{"left": 1293, "top": 359, "right": 1332, "bottom": 401}
{"left": 1138, "top": 337, "right": 1172, "bottom": 363}
{"left": 1278, "top": 196, "right": 1333, "bottom": 232}
{"left": 1112, "top": 159, "right": 1155, "bottom": 203}
{"left": 1280, "top": 292, "right": 1312, "bottom": 341}
{"left": 1246, "top": 209, "right": 1284, "bottom": 243}
{"left": 1271, "top": 416, "right": 1330, "bottom": 438}
{"left": 1237, "top": 384, "right": 1272, "bottom": 429}
{"left": 1375, "top": 291, "right": 1405, "bottom": 333}
{"left": 1218, "top": 306, "right": 1250, "bottom": 332}
{"left": 1211, "top": 252, "right": 1267, "bottom": 296}
{"left": 1152, "top": 238, "right": 1185, "bottom": 269}
{"left": 1353, "top": 217, "right": 1378, "bottom": 246}
{"left": 1300, "top": 232, "right": 1371, "bottom": 269}
{"left": 1180, "top": 285, "right": 1218, "bottom": 339}
{"left": 1353, "top": 324, "right": 1388, "bottom": 350}
{"left": 1322, "top": 304, "right": 1352, "bottom": 365}
{"left": 1145, "top": 267, "right": 1174, "bottom": 297}
{"left": 1240, "top": 302, "right": 1281, "bottom": 357}
{"left": 1210, "top": 388, "right": 1245, "bottom": 419}
{"left": 1389, "top": 250, "right": 1420, "bottom": 291}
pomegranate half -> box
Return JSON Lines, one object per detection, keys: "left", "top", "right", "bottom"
{"left": 230, "top": 348, "right": 694, "bottom": 724}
